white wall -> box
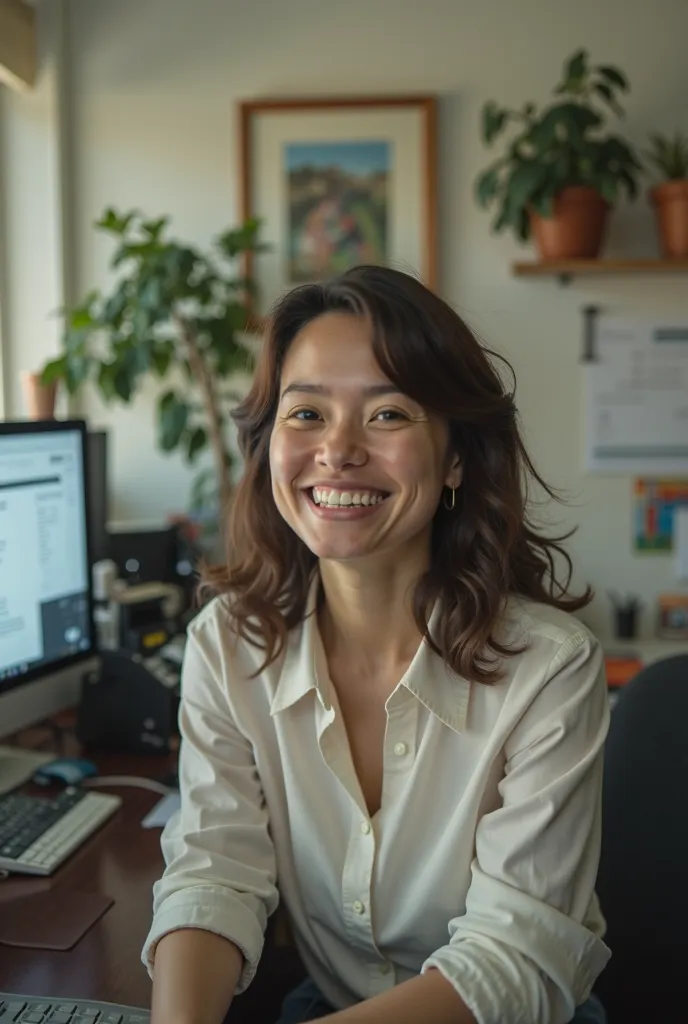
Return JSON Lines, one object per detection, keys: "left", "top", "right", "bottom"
{"left": 0, "top": 0, "right": 69, "bottom": 419}
{"left": 3, "top": 0, "right": 688, "bottom": 636}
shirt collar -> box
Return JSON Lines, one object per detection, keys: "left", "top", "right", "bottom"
{"left": 270, "top": 575, "right": 471, "bottom": 732}
{"left": 398, "top": 601, "right": 470, "bottom": 733}
{"left": 270, "top": 574, "right": 331, "bottom": 716}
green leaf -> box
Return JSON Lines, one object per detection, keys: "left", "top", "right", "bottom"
{"left": 598, "top": 176, "right": 618, "bottom": 204}
{"left": 598, "top": 65, "right": 629, "bottom": 92}
{"left": 185, "top": 426, "right": 207, "bottom": 463}
{"left": 481, "top": 101, "right": 508, "bottom": 145}
{"left": 113, "top": 363, "right": 135, "bottom": 402}
{"left": 95, "top": 208, "right": 137, "bottom": 236}
{"left": 593, "top": 81, "right": 619, "bottom": 111}
{"left": 64, "top": 353, "right": 91, "bottom": 394}
{"left": 516, "top": 207, "right": 531, "bottom": 242}
{"left": 564, "top": 49, "right": 588, "bottom": 83}
{"left": 157, "top": 390, "right": 189, "bottom": 452}
{"left": 41, "top": 356, "right": 67, "bottom": 385}
{"left": 151, "top": 340, "right": 176, "bottom": 376}
{"left": 216, "top": 218, "right": 264, "bottom": 259}
{"left": 97, "top": 362, "right": 118, "bottom": 402}
{"left": 503, "top": 160, "right": 549, "bottom": 222}
{"left": 141, "top": 217, "right": 168, "bottom": 242}
{"left": 530, "top": 194, "right": 554, "bottom": 217}
{"left": 138, "top": 275, "right": 164, "bottom": 314}
{"left": 643, "top": 131, "right": 688, "bottom": 179}
{"left": 474, "top": 165, "right": 502, "bottom": 207}
{"left": 101, "top": 286, "right": 130, "bottom": 329}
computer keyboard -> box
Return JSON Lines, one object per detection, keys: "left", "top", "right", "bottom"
{"left": 0, "top": 787, "right": 121, "bottom": 875}
{"left": 0, "top": 994, "right": 149, "bottom": 1023}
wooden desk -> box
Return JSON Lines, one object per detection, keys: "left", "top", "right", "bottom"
{"left": 0, "top": 738, "right": 173, "bottom": 1009}
{"left": 0, "top": 719, "right": 304, "bottom": 1022}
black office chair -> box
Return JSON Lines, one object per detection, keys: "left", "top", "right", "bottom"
{"left": 594, "top": 654, "right": 688, "bottom": 1024}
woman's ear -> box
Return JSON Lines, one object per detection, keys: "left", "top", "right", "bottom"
{"left": 445, "top": 453, "right": 462, "bottom": 491}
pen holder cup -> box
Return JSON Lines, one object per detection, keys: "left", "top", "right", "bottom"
{"left": 614, "top": 607, "right": 639, "bottom": 640}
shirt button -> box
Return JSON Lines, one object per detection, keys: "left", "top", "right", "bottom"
{"left": 393, "top": 741, "right": 408, "bottom": 757}
{"left": 360, "top": 821, "right": 371, "bottom": 835}
{"left": 352, "top": 900, "right": 365, "bottom": 915}
{"left": 379, "top": 962, "right": 391, "bottom": 974}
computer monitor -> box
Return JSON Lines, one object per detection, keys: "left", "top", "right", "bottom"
{"left": 0, "top": 420, "right": 97, "bottom": 740}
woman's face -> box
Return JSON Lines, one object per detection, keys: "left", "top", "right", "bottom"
{"left": 268, "top": 312, "right": 462, "bottom": 565}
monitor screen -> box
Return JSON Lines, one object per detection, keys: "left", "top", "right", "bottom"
{"left": 0, "top": 421, "right": 94, "bottom": 696}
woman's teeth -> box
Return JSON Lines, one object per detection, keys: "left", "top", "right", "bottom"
{"left": 312, "top": 488, "right": 386, "bottom": 507}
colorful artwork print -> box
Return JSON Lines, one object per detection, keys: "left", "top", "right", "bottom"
{"left": 286, "top": 140, "right": 389, "bottom": 282}
{"left": 633, "top": 478, "right": 688, "bottom": 551}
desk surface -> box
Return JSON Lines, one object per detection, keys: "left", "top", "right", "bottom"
{"left": 0, "top": 727, "right": 173, "bottom": 1010}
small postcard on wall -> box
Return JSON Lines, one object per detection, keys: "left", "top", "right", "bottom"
{"left": 633, "top": 478, "right": 688, "bottom": 552}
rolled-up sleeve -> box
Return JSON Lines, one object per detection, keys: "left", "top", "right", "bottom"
{"left": 141, "top": 620, "right": 279, "bottom": 993}
{"left": 422, "top": 631, "right": 611, "bottom": 1024}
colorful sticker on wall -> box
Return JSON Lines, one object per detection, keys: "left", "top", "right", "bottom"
{"left": 633, "top": 478, "right": 688, "bottom": 551}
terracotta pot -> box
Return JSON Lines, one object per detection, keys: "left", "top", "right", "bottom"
{"left": 21, "top": 371, "right": 58, "bottom": 420}
{"left": 529, "top": 186, "right": 610, "bottom": 260}
{"left": 650, "top": 179, "right": 688, "bottom": 258}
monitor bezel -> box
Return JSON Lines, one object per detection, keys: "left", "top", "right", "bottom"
{"left": 0, "top": 418, "right": 97, "bottom": 699}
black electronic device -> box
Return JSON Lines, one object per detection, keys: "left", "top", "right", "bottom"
{"left": 85, "top": 429, "right": 109, "bottom": 563}
{"left": 107, "top": 522, "right": 181, "bottom": 583}
{"left": 0, "top": 419, "right": 97, "bottom": 749}
{"left": 76, "top": 648, "right": 180, "bottom": 755}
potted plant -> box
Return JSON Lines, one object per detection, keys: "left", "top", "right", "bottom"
{"left": 475, "top": 48, "right": 642, "bottom": 259}
{"left": 644, "top": 132, "right": 688, "bottom": 259}
{"left": 20, "top": 370, "right": 58, "bottom": 420}
{"left": 41, "top": 208, "right": 267, "bottom": 514}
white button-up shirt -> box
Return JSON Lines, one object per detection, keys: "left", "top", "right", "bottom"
{"left": 142, "top": 586, "right": 611, "bottom": 1024}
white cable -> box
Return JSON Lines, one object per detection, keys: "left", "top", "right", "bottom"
{"left": 85, "top": 775, "right": 174, "bottom": 795}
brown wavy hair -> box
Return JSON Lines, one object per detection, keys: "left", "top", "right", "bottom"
{"left": 202, "top": 264, "right": 591, "bottom": 683}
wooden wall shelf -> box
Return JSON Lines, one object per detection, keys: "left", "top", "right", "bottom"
{"left": 512, "top": 258, "right": 688, "bottom": 284}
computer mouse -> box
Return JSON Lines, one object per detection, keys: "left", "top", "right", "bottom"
{"left": 33, "top": 757, "right": 99, "bottom": 787}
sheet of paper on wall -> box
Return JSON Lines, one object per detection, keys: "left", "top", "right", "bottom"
{"left": 584, "top": 317, "right": 688, "bottom": 474}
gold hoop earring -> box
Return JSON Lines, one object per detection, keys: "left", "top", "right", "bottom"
{"left": 443, "top": 486, "right": 456, "bottom": 511}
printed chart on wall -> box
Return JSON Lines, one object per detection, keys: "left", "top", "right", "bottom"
{"left": 584, "top": 317, "right": 688, "bottom": 474}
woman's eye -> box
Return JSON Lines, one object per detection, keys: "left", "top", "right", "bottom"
{"left": 373, "top": 409, "right": 407, "bottom": 422}
{"left": 291, "top": 408, "right": 320, "bottom": 421}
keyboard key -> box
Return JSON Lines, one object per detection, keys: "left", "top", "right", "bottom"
{"left": 99, "top": 1016, "right": 122, "bottom": 1024}
{"left": 0, "top": 1004, "right": 26, "bottom": 1023}
{"left": 19, "top": 1013, "right": 45, "bottom": 1023}
{"left": 47, "top": 1014, "right": 71, "bottom": 1023}
{"left": 54, "top": 1008, "right": 77, "bottom": 1015}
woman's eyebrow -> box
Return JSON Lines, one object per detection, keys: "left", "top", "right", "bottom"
{"left": 279, "top": 382, "right": 402, "bottom": 400}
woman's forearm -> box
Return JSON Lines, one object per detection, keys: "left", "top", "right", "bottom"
{"left": 150, "top": 927, "right": 244, "bottom": 1024}
{"left": 325, "top": 968, "right": 476, "bottom": 1024}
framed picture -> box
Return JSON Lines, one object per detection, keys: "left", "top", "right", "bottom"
{"left": 239, "top": 95, "right": 437, "bottom": 317}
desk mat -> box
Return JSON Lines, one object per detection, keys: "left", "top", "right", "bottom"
{"left": 0, "top": 887, "right": 114, "bottom": 950}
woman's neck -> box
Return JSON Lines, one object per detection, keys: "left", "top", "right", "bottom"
{"left": 318, "top": 548, "right": 428, "bottom": 670}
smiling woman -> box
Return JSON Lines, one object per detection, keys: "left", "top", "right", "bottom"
{"left": 146, "top": 265, "right": 609, "bottom": 1024}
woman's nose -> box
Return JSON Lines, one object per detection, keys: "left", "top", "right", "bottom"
{"left": 316, "top": 421, "right": 367, "bottom": 470}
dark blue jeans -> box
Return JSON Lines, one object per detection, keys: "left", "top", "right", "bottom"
{"left": 276, "top": 976, "right": 607, "bottom": 1024}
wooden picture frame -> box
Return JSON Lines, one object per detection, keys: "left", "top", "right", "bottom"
{"left": 239, "top": 95, "right": 437, "bottom": 317}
